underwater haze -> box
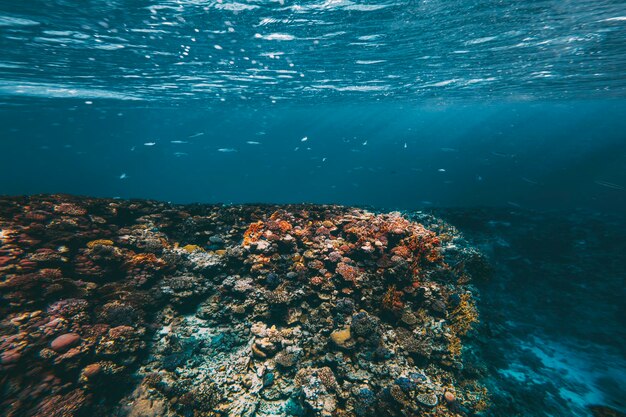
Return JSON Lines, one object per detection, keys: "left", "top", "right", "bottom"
{"left": 2, "top": 101, "right": 626, "bottom": 211}
{"left": 1, "top": 1, "right": 626, "bottom": 417}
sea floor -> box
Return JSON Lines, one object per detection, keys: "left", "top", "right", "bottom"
{"left": 0, "top": 196, "right": 624, "bottom": 417}
{"left": 431, "top": 208, "right": 626, "bottom": 417}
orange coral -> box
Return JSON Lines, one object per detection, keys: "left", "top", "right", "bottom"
{"left": 268, "top": 210, "right": 282, "bottom": 221}
{"left": 310, "top": 276, "right": 324, "bottom": 286}
{"left": 293, "top": 227, "right": 309, "bottom": 238}
{"left": 277, "top": 220, "right": 292, "bottom": 233}
{"left": 266, "top": 211, "right": 294, "bottom": 233}
{"left": 249, "top": 255, "right": 271, "bottom": 272}
{"left": 243, "top": 221, "right": 265, "bottom": 246}
{"left": 403, "top": 227, "right": 442, "bottom": 264}
{"left": 125, "top": 253, "right": 166, "bottom": 269}
{"left": 390, "top": 245, "right": 411, "bottom": 258}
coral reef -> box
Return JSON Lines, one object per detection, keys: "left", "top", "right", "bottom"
{"left": 0, "top": 195, "right": 487, "bottom": 416}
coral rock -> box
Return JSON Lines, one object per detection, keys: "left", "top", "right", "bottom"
{"left": 50, "top": 333, "right": 81, "bottom": 353}
{"left": 330, "top": 326, "right": 353, "bottom": 348}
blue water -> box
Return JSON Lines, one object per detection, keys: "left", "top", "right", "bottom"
{"left": 1, "top": 1, "right": 626, "bottom": 416}
{"left": 2, "top": 101, "right": 626, "bottom": 212}
{"left": 1, "top": 1, "right": 626, "bottom": 211}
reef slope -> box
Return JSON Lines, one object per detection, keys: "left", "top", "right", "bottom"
{"left": 0, "top": 195, "right": 488, "bottom": 417}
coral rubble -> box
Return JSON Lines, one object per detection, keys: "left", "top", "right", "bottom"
{"left": 0, "top": 195, "right": 487, "bottom": 416}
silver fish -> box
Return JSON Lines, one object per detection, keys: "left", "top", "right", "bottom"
{"left": 595, "top": 180, "right": 625, "bottom": 191}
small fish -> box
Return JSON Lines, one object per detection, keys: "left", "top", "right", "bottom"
{"left": 144, "top": 142, "right": 156, "bottom": 146}
{"left": 362, "top": 140, "right": 368, "bottom": 146}
{"left": 130, "top": 146, "right": 136, "bottom": 151}
{"left": 217, "top": 148, "right": 237, "bottom": 153}
{"left": 507, "top": 201, "right": 522, "bottom": 208}
{"left": 246, "top": 141, "right": 261, "bottom": 145}
{"left": 438, "top": 168, "right": 446, "bottom": 172}
{"left": 521, "top": 177, "right": 538, "bottom": 185}
{"left": 294, "top": 147, "right": 300, "bottom": 151}
{"left": 171, "top": 140, "right": 188, "bottom": 144}
{"left": 119, "top": 173, "right": 127, "bottom": 180}
{"left": 174, "top": 152, "right": 188, "bottom": 157}
{"left": 322, "top": 157, "right": 327, "bottom": 162}
{"left": 404, "top": 142, "right": 408, "bottom": 149}
{"left": 440, "top": 147, "right": 458, "bottom": 152}
{"left": 595, "top": 180, "right": 625, "bottom": 191}
{"left": 189, "top": 132, "right": 204, "bottom": 138}
{"left": 491, "top": 151, "right": 514, "bottom": 158}
{"left": 301, "top": 136, "right": 308, "bottom": 142}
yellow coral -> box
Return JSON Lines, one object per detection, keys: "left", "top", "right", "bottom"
{"left": 450, "top": 293, "right": 479, "bottom": 336}
{"left": 475, "top": 397, "right": 489, "bottom": 412}
{"left": 445, "top": 293, "right": 479, "bottom": 360}
{"left": 446, "top": 333, "right": 462, "bottom": 358}
{"left": 86, "top": 239, "right": 114, "bottom": 248}
{"left": 330, "top": 326, "right": 352, "bottom": 348}
{"left": 464, "top": 384, "right": 490, "bottom": 412}
{"left": 182, "top": 244, "right": 203, "bottom": 253}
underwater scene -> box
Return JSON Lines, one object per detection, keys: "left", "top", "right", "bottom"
{"left": 1, "top": 1, "right": 625, "bottom": 417}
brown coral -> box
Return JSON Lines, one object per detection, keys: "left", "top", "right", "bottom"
{"left": 86, "top": 239, "right": 114, "bottom": 248}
